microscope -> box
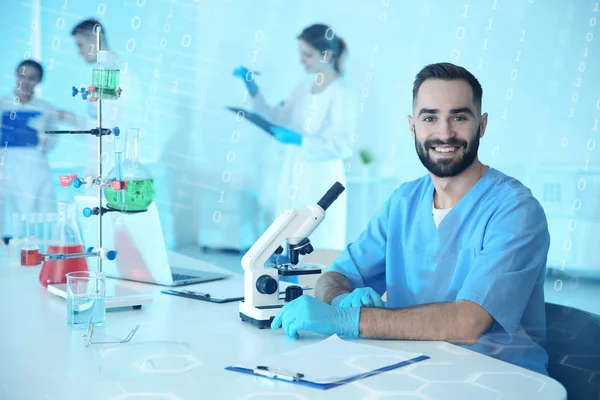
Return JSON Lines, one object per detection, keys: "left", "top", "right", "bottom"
{"left": 239, "top": 182, "right": 345, "bottom": 328}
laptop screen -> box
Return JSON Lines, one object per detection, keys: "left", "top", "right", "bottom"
{"left": 74, "top": 196, "right": 174, "bottom": 285}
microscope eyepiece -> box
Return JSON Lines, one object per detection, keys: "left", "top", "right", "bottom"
{"left": 317, "top": 181, "right": 345, "bottom": 211}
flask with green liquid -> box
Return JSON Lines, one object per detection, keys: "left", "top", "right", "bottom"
{"left": 91, "top": 50, "right": 120, "bottom": 100}
{"left": 104, "top": 129, "right": 156, "bottom": 212}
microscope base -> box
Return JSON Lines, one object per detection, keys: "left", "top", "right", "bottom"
{"left": 239, "top": 300, "right": 283, "bottom": 329}
{"left": 239, "top": 312, "right": 273, "bottom": 329}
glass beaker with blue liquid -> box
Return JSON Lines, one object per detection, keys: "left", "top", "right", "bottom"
{"left": 66, "top": 271, "right": 106, "bottom": 329}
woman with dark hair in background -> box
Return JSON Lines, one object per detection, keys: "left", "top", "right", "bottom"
{"left": 233, "top": 23, "right": 357, "bottom": 254}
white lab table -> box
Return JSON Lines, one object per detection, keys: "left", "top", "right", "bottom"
{"left": 0, "top": 252, "right": 566, "bottom": 400}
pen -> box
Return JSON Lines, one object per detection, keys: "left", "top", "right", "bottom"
{"left": 178, "top": 290, "right": 210, "bottom": 298}
{"left": 254, "top": 366, "right": 304, "bottom": 382}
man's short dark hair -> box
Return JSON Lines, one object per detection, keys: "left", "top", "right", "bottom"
{"left": 71, "top": 18, "right": 108, "bottom": 45}
{"left": 412, "top": 62, "right": 483, "bottom": 111}
{"left": 16, "top": 60, "right": 44, "bottom": 82}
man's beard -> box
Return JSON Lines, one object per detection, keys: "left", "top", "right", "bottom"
{"left": 414, "top": 127, "right": 480, "bottom": 178}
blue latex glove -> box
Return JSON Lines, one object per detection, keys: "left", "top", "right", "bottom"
{"left": 232, "top": 66, "right": 259, "bottom": 96}
{"left": 272, "top": 126, "right": 303, "bottom": 146}
{"left": 331, "top": 287, "right": 386, "bottom": 308}
{"left": 271, "top": 295, "right": 360, "bottom": 339}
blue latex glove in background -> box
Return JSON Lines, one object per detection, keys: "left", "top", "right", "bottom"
{"left": 272, "top": 126, "right": 303, "bottom": 146}
{"left": 271, "top": 295, "right": 360, "bottom": 339}
{"left": 331, "top": 287, "right": 386, "bottom": 308}
{"left": 232, "top": 66, "right": 259, "bottom": 96}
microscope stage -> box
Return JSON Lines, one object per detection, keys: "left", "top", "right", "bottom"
{"left": 271, "top": 263, "right": 324, "bottom": 276}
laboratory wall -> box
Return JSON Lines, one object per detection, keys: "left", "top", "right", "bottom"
{"left": 0, "top": 0, "right": 598, "bottom": 277}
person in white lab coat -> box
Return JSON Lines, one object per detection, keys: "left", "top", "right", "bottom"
{"left": 0, "top": 60, "right": 61, "bottom": 240}
{"left": 70, "top": 19, "right": 129, "bottom": 181}
{"left": 233, "top": 24, "right": 357, "bottom": 252}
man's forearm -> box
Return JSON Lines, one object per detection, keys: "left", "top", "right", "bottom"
{"left": 314, "top": 271, "right": 352, "bottom": 304}
{"left": 359, "top": 301, "right": 492, "bottom": 345}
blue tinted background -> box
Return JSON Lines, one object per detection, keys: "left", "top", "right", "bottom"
{"left": 0, "top": 0, "right": 598, "bottom": 278}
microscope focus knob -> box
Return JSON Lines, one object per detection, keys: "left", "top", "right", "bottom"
{"left": 256, "top": 275, "right": 278, "bottom": 295}
{"left": 285, "top": 285, "right": 303, "bottom": 302}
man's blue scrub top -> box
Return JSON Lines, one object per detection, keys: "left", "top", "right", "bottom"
{"left": 329, "top": 168, "right": 550, "bottom": 375}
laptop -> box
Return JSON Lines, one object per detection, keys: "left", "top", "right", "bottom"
{"left": 74, "top": 196, "right": 230, "bottom": 286}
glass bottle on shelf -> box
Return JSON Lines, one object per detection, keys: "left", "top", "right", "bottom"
{"left": 39, "top": 201, "right": 89, "bottom": 288}
{"left": 104, "top": 128, "right": 156, "bottom": 212}
{"left": 91, "top": 50, "right": 120, "bottom": 100}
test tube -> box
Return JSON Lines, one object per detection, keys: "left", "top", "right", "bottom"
{"left": 28, "top": 213, "right": 36, "bottom": 239}
{"left": 12, "top": 212, "right": 28, "bottom": 240}
{"left": 43, "top": 213, "right": 55, "bottom": 252}
{"left": 115, "top": 137, "right": 125, "bottom": 205}
{"left": 36, "top": 213, "right": 44, "bottom": 244}
{"left": 12, "top": 212, "right": 20, "bottom": 240}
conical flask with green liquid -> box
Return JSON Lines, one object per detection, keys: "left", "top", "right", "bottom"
{"left": 104, "top": 129, "right": 156, "bottom": 212}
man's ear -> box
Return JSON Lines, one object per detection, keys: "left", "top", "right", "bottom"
{"left": 479, "top": 112, "right": 488, "bottom": 138}
{"left": 407, "top": 115, "right": 415, "bottom": 138}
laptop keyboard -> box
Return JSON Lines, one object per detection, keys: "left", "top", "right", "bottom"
{"left": 171, "top": 272, "right": 199, "bottom": 281}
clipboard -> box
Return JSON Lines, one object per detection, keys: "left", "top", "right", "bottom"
{"left": 161, "top": 289, "right": 242, "bottom": 304}
{"left": 225, "top": 355, "right": 430, "bottom": 390}
{"left": 225, "top": 334, "right": 429, "bottom": 390}
{"left": 161, "top": 282, "right": 310, "bottom": 304}
{"left": 226, "top": 106, "right": 277, "bottom": 136}
{"left": 1, "top": 110, "right": 42, "bottom": 147}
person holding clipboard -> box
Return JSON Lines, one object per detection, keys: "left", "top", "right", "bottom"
{"left": 233, "top": 24, "right": 357, "bottom": 254}
{"left": 0, "top": 60, "right": 72, "bottom": 241}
